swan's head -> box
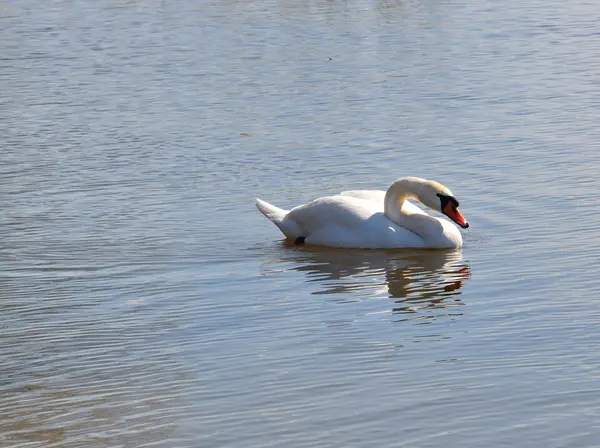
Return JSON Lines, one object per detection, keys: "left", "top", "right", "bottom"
{"left": 436, "top": 192, "right": 469, "bottom": 229}
{"left": 419, "top": 180, "right": 469, "bottom": 229}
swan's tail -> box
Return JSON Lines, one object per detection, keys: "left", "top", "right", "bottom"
{"left": 255, "top": 198, "right": 301, "bottom": 238}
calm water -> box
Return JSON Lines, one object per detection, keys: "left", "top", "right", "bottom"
{"left": 3, "top": 0, "right": 600, "bottom": 446}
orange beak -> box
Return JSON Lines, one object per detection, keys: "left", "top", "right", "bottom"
{"left": 443, "top": 202, "right": 469, "bottom": 229}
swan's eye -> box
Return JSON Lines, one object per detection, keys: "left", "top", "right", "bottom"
{"left": 436, "top": 193, "right": 459, "bottom": 209}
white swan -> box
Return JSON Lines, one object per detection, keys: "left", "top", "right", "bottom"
{"left": 255, "top": 177, "right": 469, "bottom": 249}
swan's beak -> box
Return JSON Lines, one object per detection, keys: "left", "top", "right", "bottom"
{"left": 443, "top": 203, "right": 469, "bottom": 229}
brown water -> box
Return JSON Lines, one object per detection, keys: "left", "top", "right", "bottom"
{"left": 3, "top": 0, "right": 600, "bottom": 446}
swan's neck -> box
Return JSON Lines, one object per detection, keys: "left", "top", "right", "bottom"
{"left": 384, "top": 179, "right": 436, "bottom": 239}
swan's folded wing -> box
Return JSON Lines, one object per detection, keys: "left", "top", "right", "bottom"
{"left": 286, "top": 195, "right": 379, "bottom": 236}
{"left": 340, "top": 190, "right": 429, "bottom": 216}
{"left": 286, "top": 195, "right": 425, "bottom": 248}
{"left": 340, "top": 190, "right": 386, "bottom": 203}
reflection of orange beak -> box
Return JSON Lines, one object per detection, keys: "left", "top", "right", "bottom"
{"left": 443, "top": 203, "right": 469, "bottom": 229}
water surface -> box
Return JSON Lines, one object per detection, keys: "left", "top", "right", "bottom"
{"left": 3, "top": 0, "right": 600, "bottom": 446}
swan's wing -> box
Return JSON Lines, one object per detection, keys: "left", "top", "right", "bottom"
{"left": 285, "top": 194, "right": 426, "bottom": 248}
{"left": 287, "top": 195, "right": 378, "bottom": 234}
{"left": 340, "top": 190, "right": 429, "bottom": 216}
{"left": 340, "top": 189, "right": 386, "bottom": 203}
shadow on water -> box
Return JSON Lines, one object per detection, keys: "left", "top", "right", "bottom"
{"left": 262, "top": 243, "right": 471, "bottom": 321}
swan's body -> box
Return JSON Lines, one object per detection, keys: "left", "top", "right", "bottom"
{"left": 256, "top": 177, "right": 469, "bottom": 249}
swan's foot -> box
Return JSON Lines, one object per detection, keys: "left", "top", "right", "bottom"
{"left": 294, "top": 236, "right": 306, "bottom": 246}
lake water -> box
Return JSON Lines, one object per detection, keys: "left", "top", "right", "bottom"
{"left": 3, "top": 0, "right": 600, "bottom": 446}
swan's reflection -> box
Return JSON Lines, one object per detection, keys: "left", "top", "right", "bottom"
{"left": 265, "top": 246, "right": 470, "bottom": 321}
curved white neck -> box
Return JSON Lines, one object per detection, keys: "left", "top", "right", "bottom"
{"left": 384, "top": 178, "right": 440, "bottom": 240}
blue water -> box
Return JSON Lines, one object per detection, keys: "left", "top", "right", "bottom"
{"left": 3, "top": 0, "right": 600, "bottom": 446}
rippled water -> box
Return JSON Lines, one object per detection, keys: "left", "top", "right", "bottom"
{"left": 3, "top": 0, "right": 600, "bottom": 446}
